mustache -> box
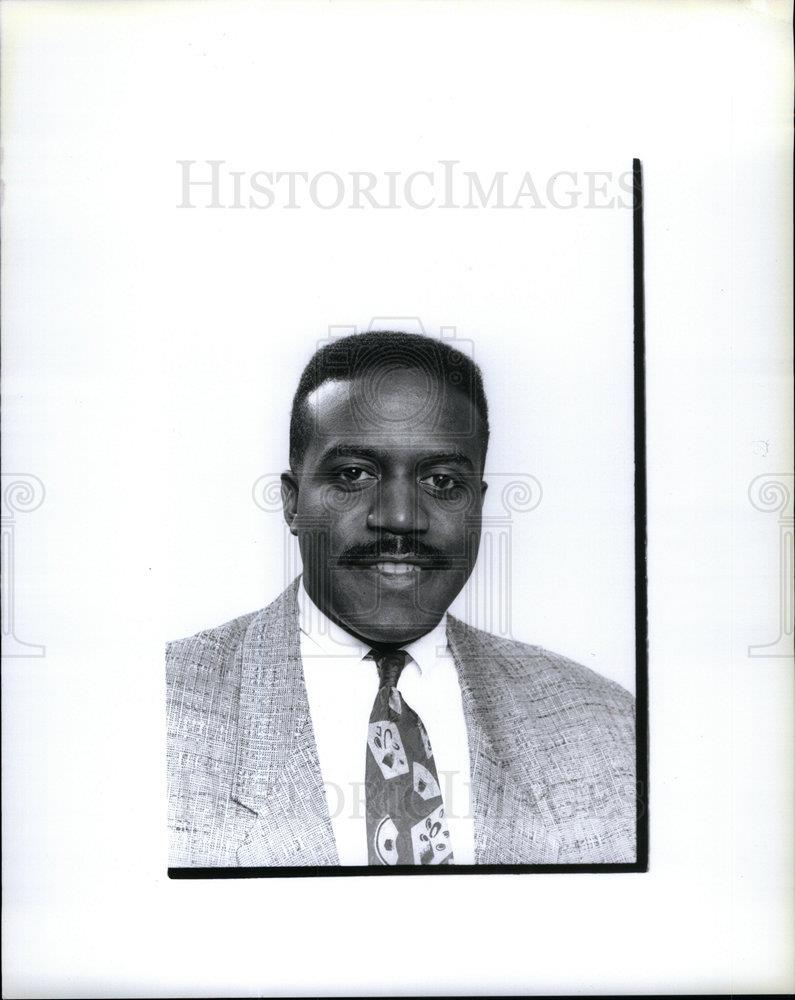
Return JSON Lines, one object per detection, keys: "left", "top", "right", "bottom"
{"left": 335, "top": 537, "right": 452, "bottom": 567}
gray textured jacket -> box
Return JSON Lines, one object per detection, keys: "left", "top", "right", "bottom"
{"left": 166, "top": 578, "right": 636, "bottom": 866}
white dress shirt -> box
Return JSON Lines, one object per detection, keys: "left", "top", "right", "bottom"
{"left": 297, "top": 578, "right": 475, "bottom": 865}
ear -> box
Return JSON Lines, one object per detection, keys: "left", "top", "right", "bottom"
{"left": 280, "top": 470, "right": 300, "bottom": 535}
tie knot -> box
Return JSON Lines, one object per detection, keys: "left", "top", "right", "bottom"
{"left": 371, "top": 648, "right": 409, "bottom": 690}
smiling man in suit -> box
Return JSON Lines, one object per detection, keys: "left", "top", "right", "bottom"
{"left": 166, "top": 330, "right": 636, "bottom": 867}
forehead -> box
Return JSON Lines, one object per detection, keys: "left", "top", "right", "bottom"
{"left": 303, "top": 370, "right": 483, "bottom": 458}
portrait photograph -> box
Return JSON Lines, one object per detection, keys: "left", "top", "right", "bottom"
{"left": 2, "top": 1, "right": 792, "bottom": 997}
{"left": 166, "top": 311, "right": 643, "bottom": 872}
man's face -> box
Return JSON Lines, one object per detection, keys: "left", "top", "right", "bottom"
{"left": 282, "top": 368, "right": 487, "bottom": 646}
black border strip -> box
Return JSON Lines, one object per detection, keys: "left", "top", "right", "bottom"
{"left": 632, "top": 157, "right": 650, "bottom": 873}
{"left": 169, "top": 158, "right": 650, "bottom": 880}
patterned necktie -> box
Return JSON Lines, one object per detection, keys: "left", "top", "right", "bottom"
{"left": 365, "top": 647, "right": 454, "bottom": 866}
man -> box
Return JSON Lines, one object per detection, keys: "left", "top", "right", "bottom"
{"left": 166, "top": 330, "right": 636, "bottom": 867}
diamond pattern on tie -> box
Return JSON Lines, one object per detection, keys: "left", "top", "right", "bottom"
{"left": 365, "top": 648, "right": 454, "bottom": 865}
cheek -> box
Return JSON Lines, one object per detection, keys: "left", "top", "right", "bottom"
{"left": 297, "top": 488, "right": 367, "bottom": 541}
{"left": 435, "top": 509, "right": 481, "bottom": 553}
{"left": 432, "top": 487, "right": 483, "bottom": 527}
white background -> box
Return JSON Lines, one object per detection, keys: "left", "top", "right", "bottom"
{"left": 2, "top": 0, "right": 792, "bottom": 996}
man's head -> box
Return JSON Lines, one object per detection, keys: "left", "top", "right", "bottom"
{"left": 281, "top": 331, "right": 490, "bottom": 646}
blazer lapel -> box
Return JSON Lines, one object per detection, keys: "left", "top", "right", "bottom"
{"left": 232, "top": 579, "right": 339, "bottom": 866}
{"left": 447, "top": 617, "right": 562, "bottom": 864}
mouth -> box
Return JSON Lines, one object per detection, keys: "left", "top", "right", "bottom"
{"left": 336, "top": 557, "right": 446, "bottom": 582}
{"left": 371, "top": 561, "right": 423, "bottom": 576}
{"left": 359, "top": 561, "right": 427, "bottom": 587}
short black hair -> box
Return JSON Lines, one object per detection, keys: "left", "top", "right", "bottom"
{"left": 289, "top": 330, "right": 490, "bottom": 470}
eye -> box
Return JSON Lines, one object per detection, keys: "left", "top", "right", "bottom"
{"left": 337, "top": 466, "right": 377, "bottom": 485}
{"left": 420, "top": 473, "right": 461, "bottom": 493}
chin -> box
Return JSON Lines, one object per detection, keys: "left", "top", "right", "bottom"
{"left": 340, "top": 609, "right": 443, "bottom": 647}
{"left": 324, "top": 570, "right": 453, "bottom": 646}
{"left": 363, "top": 625, "right": 430, "bottom": 646}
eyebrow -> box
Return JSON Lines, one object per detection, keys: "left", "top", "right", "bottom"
{"left": 317, "top": 445, "right": 476, "bottom": 471}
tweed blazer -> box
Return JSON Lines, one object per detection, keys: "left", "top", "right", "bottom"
{"left": 166, "top": 578, "right": 636, "bottom": 866}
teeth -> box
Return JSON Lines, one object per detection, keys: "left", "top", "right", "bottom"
{"left": 375, "top": 562, "right": 419, "bottom": 575}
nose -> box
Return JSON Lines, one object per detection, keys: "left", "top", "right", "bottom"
{"left": 367, "top": 476, "right": 429, "bottom": 534}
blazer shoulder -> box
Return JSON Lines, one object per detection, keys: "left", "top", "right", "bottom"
{"left": 165, "top": 608, "right": 260, "bottom": 686}
{"left": 513, "top": 636, "right": 634, "bottom": 714}
{"left": 448, "top": 615, "right": 634, "bottom": 717}
{"left": 165, "top": 579, "right": 299, "bottom": 690}
{"left": 167, "top": 607, "right": 261, "bottom": 650}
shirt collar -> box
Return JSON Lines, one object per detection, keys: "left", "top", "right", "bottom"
{"left": 297, "top": 576, "right": 448, "bottom": 676}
